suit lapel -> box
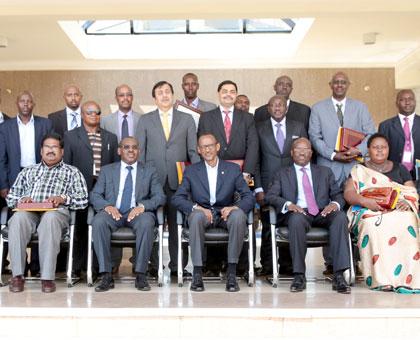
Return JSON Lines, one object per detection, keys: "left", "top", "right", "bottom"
{"left": 216, "top": 160, "right": 225, "bottom": 196}
{"left": 287, "top": 166, "right": 298, "bottom": 202}
{"left": 113, "top": 163, "right": 121, "bottom": 200}
{"left": 310, "top": 164, "right": 320, "bottom": 199}
{"left": 151, "top": 110, "right": 167, "bottom": 143}
{"left": 391, "top": 116, "right": 405, "bottom": 139}
{"left": 214, "top": 108, "right": 228, "bottom": 144}
{"left": 113, "top": 113, "right": 120, "bottom": 139}
{"left": 135, "top": 162, "right": 143, "bottom": 199}
{"left": 11, "top": 119, "right": 21, "bottom": 160}
{"left": 283, "top": 120, "right": 295, "bottom": 155}
{"left": 197, "top": 161, "right": 210, "bottom": 196}
{"left": 411, "top": 115, "right": 420, "bottom": 138}
{"left": 229, "top": 110, "right": 241, "bottom": 144}
{"left": 79, "top": 126, "right": 93, "bottom": 151}
{"left": 169, "top": 110, "right": 181, "bottom": 142}
{"left": 264, "top": 120, "right": 281, "bottom": 156}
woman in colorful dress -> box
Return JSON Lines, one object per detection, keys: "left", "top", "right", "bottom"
{"left": 344, "top": 133, "right": 420, "bottom": 293}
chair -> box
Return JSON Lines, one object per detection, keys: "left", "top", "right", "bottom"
{"left": 86, "top": 206, "right": 165, "bottom": 287}
{"left": 176, "top": 209, "right": 255, "bottom": 287}
{"left": 0, "top": 206, "right": 77, "bottom": 287}
{"left": 268, "top": 206, "right": 355, "bottom": 288}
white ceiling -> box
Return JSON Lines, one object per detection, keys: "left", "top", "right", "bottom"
{"left": 1, "top": 0, "right": 420, "bottom": 87}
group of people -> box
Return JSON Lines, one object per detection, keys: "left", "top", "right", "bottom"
{"left": 0, "top": 70, "right": 418, "bottom": 295}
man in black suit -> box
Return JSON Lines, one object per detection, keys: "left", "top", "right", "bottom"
{"left": 255, "top": 95, "right": 307, "bottom": 276}
{"left": 172, "top": 133, "right": 255, "bottom": 292}
{"left": 0, "top": 90, "right": 53, "bottom": 276}
{"left": 266, "top": 137, "right": 351, "bottom": 294}
{"left": 379, "top": 89, "right": 420, "bottom": 179}
{"left": 198, "top": 80, "right": 258, "bottom": 275}
{"left": 254, "top": 75, "right": 311, "bottom": 132}
{"left": 234, "top": 94, "right": 250, "bottom": 113}
{"left": 64, "top": 100, "right": 119, "bottom": 275}
{"left": 0, "top": 88, "right": 10, "bottom": 124}
{"left": 48, "top": 85, "right": 83, "bottom": 137}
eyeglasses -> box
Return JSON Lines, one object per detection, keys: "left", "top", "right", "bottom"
{"left": 198, "top": 143, "right": 217, "bottom": 150}
{"left": 332, "top": 80, "right": 348, "bottom": 85}
{"left": 121, "top": 145, "right": 139, "bottom": 150}
{"left": 85, "top": 110, "right": 101, "bottom": 116}
{"left": 293, "top": 147, "right": 312, "bottom": 152}
{"left": 43, "top": 144, "right": 61, "bottom": 150}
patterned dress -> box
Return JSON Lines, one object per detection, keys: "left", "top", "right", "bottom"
{"left": 347, "top": 164, "right": 420, "bottom": 293}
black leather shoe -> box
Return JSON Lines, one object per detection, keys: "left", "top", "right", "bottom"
{"left": 225, "top": 274, "right": 240, "bottom": 292}
{"left": 170, "top": 269, "right": 192, "bottom": 278}
{"left": 147, "top": 267, "right": 158, "bottom": 279}
{"left": 290, "top": 274, "right": 306, "bottom": 292}
{"left": 256, "top": 267, "right": 272, "bottom": 276}
{"left": 95, "top": 273, "right": 114, "bottom": 292}
{"left": 135, "top": 273, "right": 151, "bottom": 291}
{"left": 190, "top": 273, "right": 205, "bottom": 292}
{"left": 332, "top": 273, "right": 351, "bottom": 294}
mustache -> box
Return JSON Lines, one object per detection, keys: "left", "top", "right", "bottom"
{"left": 47, "top": 152, "right": 56, "bottom": 156}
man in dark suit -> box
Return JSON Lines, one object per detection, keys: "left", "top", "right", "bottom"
{"left": 254, "top": 75, "right": 311, "bottom": 131}
{"left": 90, "top": 137, "right": 166, "bottom": 292}
{"left": 379, "top": 89, "right": 420, "bottom": 179}
{"left": 137, "top": 81, "right": 200, "bottom": 277}
{"left": 234, "top": 94, "right": 250, "bottom": 113}
{"left": 0, "top": 91, "right": 53, "bottom": 276}
{"left": 255, "top": 95, "right": 308, "bottom": 276}
{"left": 172, "top": 133, "right": 255, "bottom": 292}
{"left": 180, "top": 73, "right": 217, "bottom": 112}
{"left": 0, "top": 87, "right": 10, "bottom": 124}
{"left": 48, "top": 85, "right": 83, "bottom": 137}
{"left": 197, "top": 80, "right": 258, "bottom": 275}
{"left": 64, "top": 100, "right": 119, "bottom": 274}
{"left": 266, "top": 137, "right": 351, "bottom": 294}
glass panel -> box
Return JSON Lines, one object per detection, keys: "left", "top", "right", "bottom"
{"left": 189, "top": 19, "right": 243, "bottom": 33}
{"left": 85, "top": 20, "right": 131, "bottom": 34}
{"left": 133, "top": 20, "right": 186, "bottom": 34}
{"left": 245, "top": 19, "right": 294, "bottom": 33}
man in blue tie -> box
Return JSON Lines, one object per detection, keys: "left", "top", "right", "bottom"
{"left": 90, "top": 137, "right": 166, "bottom": 291}
{"left": 266, "top": 137, "right": 351, "bottom": 294}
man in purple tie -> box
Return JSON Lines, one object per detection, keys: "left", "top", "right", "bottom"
{"left": 266, "top": 137, "right": 351, "bottom": 294}
{"left": 379, "top": 89, "right": 420, "bottom": 180}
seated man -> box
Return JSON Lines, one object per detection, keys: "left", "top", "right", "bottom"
{"left": 6, "top": 132, "right": 88, "bottom": 293}
{"left": 266, "top": 137, "right": 351, "bottom": 294}
{"left": 90, "top": 137, "right": 166, "bottom": 292}
{"left": 172, "top": 133, "right": 255, "bottom": 292}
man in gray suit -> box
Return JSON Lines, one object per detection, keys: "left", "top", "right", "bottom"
{"left": 91, "top": 137, "right": 166, "bottom": 292}
{"left": 181, "top": 73, "right": 217, "bottom": 112}
{"left": 100, "top": 84, "right": 142, "bottom": 141}
{"left": 309, "top": 71, "right": 375, "bottom": 275}
{"left": 137, "top": 81, "right": 200, "bottom": 277}
{"left": 255, "top": 95, "right": 307, "bottom": 276}
{"left": 309, "top": 71, "right": 376, "bottom": 187}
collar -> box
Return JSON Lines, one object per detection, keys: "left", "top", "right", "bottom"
{"left": 41, "top": 159, "right": 64, "bottom": 170}
{"left": 331, "top": 97, "right": 347, "bottom": 107}
{"left": 183, "top": 97, "right": 199, "bottom": 108}
{"left": 271, "top": 116, "right": 286, "bottom": 126}
{"left": 121, "top": 160, "right": 138, "bottom": 171}
{"left": 17, "top": 114, "right": 34, "bottom": 125}
{"left": 219, "top": 106, "right": 234, "bottom": 114}
{"left": 205, "top": 157, "right": 219, "bottom": 169}
{"left": 398, "top": 112, "right": 416, "bottom": 122}
{"left": 66, "top": 107, "right": 81, "bottom": 115}
{"left": 158, "top": 107, "right": 173, "bottom": 116}
{"left": 118, "top": 110, "right": 133, "bottom": 117}
{"left": 294, "top": 163, "right": 311, "bottom": 172}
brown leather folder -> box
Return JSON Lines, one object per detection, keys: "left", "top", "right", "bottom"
{"left": 360, "top": 187, "right": 400, "bottom": 209}
{"left": 335, "top": 127, "right": 366, "bottom": 152}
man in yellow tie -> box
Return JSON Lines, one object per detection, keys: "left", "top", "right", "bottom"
{"left": 137, "top": 81, "right": 200, "bottom": 278}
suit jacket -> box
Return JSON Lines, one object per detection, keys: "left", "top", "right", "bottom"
{"left": 136, "top": 109, "right": 200, "bottom": 191}
{"left": 309, "top": 97, "right": 376, "bottom": 186}
{"left": 48, "top": 109, "right": 72, "bottom": 137}
{"left": 172, "top": 159, "right": 255, "bottom": 215}
{"left": 255, "top": 118, "right": 308, "bottom": 190}
{"left": 197, "top": 99, "right": 217, "bottom": 113}
{"left": 254, "top": 100, "right": 311, "bottom": 132}
{"left": 0, "top": 115, "right": 53, "bottom": 189}
{"left": 266, "top": 163, "right": 345, "bottom": 215}
{"left": 63, "top": 125, "right": 119, "bottom": 191}
{"left": 90, "top": 161, "right": 166, "bottom": 213}
{"left": 100, "top": 110, "right": 142, "bottom": 141}
{"left": 197, "top": 108, "right": 259, "bottom": 175}
{"left": 378, "top": 114, "right": 420, "bottom": 174}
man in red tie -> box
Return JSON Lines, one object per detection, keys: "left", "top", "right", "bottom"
{"left": 197, "top": 80, "right": 258, "bottom": 276}
{"left": 266, "top": 137, "right": 351, "bottom": 294}
{"left": 379, "top": 89, "right": 420, "bottom": 179}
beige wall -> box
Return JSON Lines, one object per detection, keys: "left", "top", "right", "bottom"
{"left": 0, "top": 68, "right": 395, "bottom": 126}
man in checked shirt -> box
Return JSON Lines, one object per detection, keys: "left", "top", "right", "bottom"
{"left": 6, "top": 132, "right": 88, "bottom": 293}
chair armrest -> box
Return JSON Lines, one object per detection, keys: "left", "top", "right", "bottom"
{"left": 247, "top": 210, "right": 253, "bottom": 224}
{"left": 87, "top": 206, "right": 95, "bottom": 225}
{"left": 1, "top": 206, "right": 8, "bottom": 226}
{"left": 69, "top": 210, "right": 76, "bottom": 225}
{"left": 157, "top": 206, "right": 164, "bottom": 225}
{"left": 176, "top": 210, "right": 184, "bottom": 225}
{"left": 269, "top": 206, "right": 277, "bottom": 225}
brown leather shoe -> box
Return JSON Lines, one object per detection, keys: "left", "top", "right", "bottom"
{"left": 9, "top": 275, "right": 25, "bottom": 293}
{"left": 41, "top": 280, "right": 56, "bottom": 293}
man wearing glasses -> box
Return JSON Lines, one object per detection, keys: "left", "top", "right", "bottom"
{"left": 172, "top": 134, "right": 255, "bottom": 292}
{"left": 63, "top": 101, "right": 119, "bottom": 276}
{"left": 90, "top": 137, "right": 166, "bottom": 291}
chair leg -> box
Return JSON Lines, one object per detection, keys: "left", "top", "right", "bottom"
{"left": 0, "top": 236, "right": 5, "bottom": 287}
{"left": 271, "top": 223, "right": 278, "bottom": 288}
{"left": 157, "top": 223, "right": 163, "bottom": 287}
{"left": 247, "top": 222, "right": 254, "bottom": 287}
{"left": 177, "top": 223, "right": 183, "bottom": 287}
{"left": 66, "top": 223, "right": 75, "bottom": 287}
{"left": 87, "top": 224, "right": 93, "bottom": 287}
{"left": 344, "top": 234, "right": 356, "bottom": 285}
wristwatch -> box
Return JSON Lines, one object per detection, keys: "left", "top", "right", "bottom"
{"left": 192, "top": 204, "right": 198, "bottom": 212}
{"left": 60, "top": 194, "right": 67, "bottom": 203}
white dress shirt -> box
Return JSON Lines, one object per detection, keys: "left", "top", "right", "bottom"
{"left": 17, "top": 115, "right": 36, "bottom": 168}
{"left": 219, "top": 106, "right": 234, "bottom": 123}
{"left": 65, "top": 106, "right": 81, "bottom": 130}
{"left": 116, "top": 161, "right": 138, "bottom": 210}
{"left": 0, "top": 111, "right": 4, "bottom": 124}
{"left": 205, "top": 158, "right": 219, "bottom": 206}
{"left": 398, "top": 112, "right": 416, "bottom": 163}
